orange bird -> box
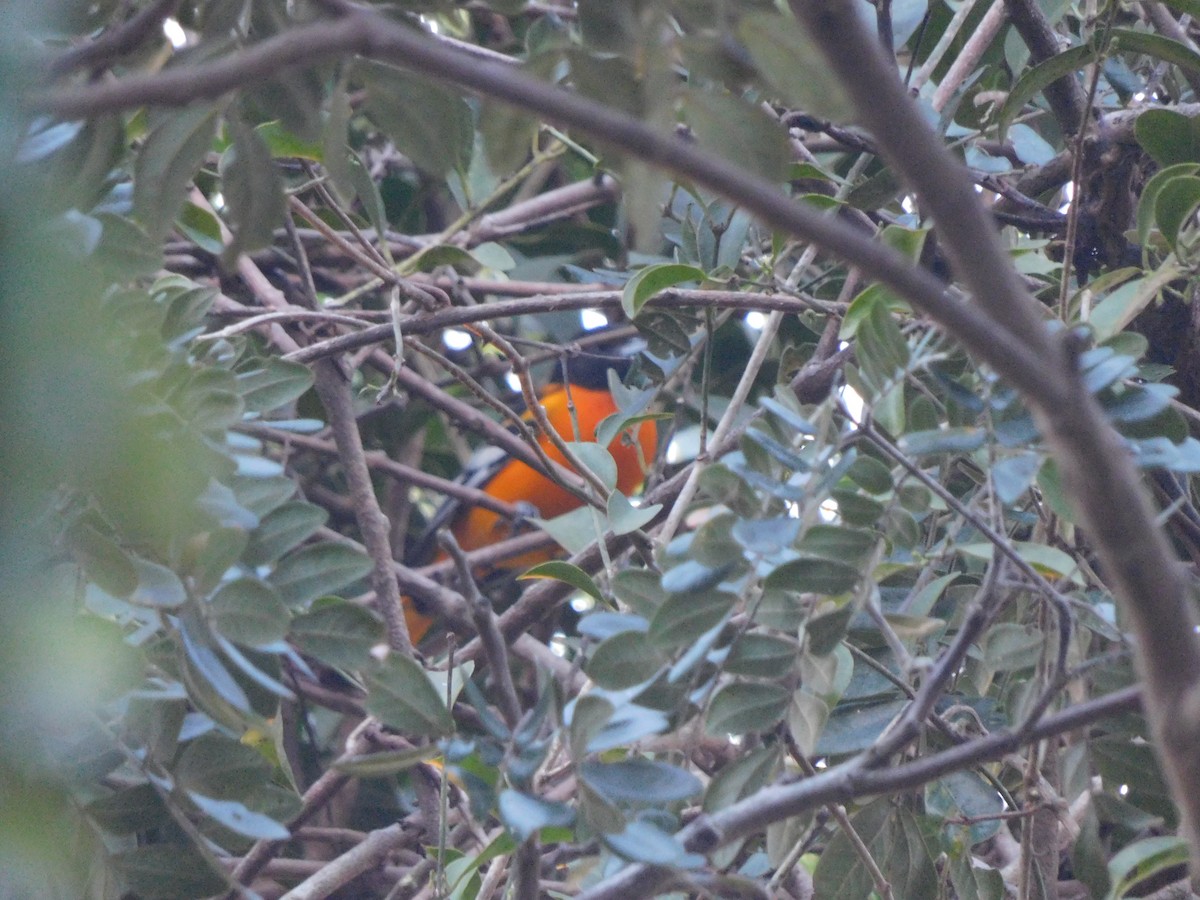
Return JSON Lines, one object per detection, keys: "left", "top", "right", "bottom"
{"left": 404, "top": 341, "right": 657, "bottom": 642}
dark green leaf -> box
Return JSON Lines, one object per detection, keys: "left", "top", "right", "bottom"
{"left": 236, "top": 358, "right": 314, "bottom": 413}
{"left": 997, "top": 43, "right": 1098, "bottom": 137}
{"left": 1107, "top": 835, "right": 1189, "bottom": 898}
{"left": 926, "top": 770, "right": 1004, "bottom": 846}
{"left": 816, "top": 699, "right": 907, "bottom": 756}
{"left": 220, "top": 119, "right": 286, "bottom": 257}
{"left": 586, "top": 630, "right": 665, "bottom": 689}
{"left": 705, "top": 681, "right": 790, "bottom": 736}
{"left": 365, "top": 654, "right": 454, "bottom": 737}
{"left": 113, "top": 846, "right": 226, "bottom": 899}
{"left": 270, "top": 542, "right": 373, "bottom": 610}
{"left": 334, "top": 744, "right": 439, "bottom": 777}
{"left": 765, "top": 557, "right": 860, "bottom": 595}
{"left": 1154, "top": 175, "right": 1200, "bottom": 250}
{"left": 360, "top": 60, "right": 472, "bottom": 176}
{"left": 648, "top": 589, "right": 736, "bottom": 648}
{"left": 683, "top": 87, "right": 791, "bottom": 182}
{"left": 176, "top": 732, "right": 271, "bottom": 798}
{"left": 725, "top": 633, "right": 800, "bottom": 677}
{"left": 209, "top": 577, "right": 289, "bottom": 646}
{"left": 797, "top": 525, "right": 877, "bottom": 568}
{"left": 1135, "top": 108, "right": 1200, "bottom": 166}
{"left": 134, "top": 104, "right": 221, "bottom": 239}
{"left": 243, "top": 501, "right": 327, "bottom": 567}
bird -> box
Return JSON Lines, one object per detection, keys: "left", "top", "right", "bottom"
{"left": 403, "top": 335, "right": 658, "bottom": 642}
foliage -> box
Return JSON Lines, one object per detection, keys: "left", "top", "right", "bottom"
{"left": 6, "top": 0, "right": 1200, "bottom": 898}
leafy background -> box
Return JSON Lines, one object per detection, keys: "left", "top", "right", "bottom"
{"left": 6, "top": 0, "right": 1200, "bottom": 898}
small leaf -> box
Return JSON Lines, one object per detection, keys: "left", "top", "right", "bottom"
{"left": 236, "top": 358, "right": 314, "bottom": 413}
{"left": 586, "top": 630, "right": 665, "bottom": 689}
{"left": 601, "top": 820, "right": 705, "bottom": 868}
{"left": 520, "top": 560, "right": 604, "bottom": 602}
{"left": 365, "top": 654, "right": 454, "bottom": 737}
{"left": 581, "top": 759, "right": 702, "bottom": 806}
{"left": 649, "top": 589, "right": 736, "bottom": 648}
{"left": 188, "top": 792, "right": 290, "bottom": 839}
{"left": 621, "top": 263, "right": 705, "bottom": 319}
{"left": 996, "top": 43, "right": 1098, "bottom": 138}
{"left": 765, "top": 557, "right": 860, "bottom": 595}
{"left": 498, "top": 790, "right": 576, "bottom": 842}
{"left": 706, "top": 681, "right": 790, "bottom": 736}
{"left": 1107, "top": 835, "right": 1189, "bottom": 898}
{"left": 926, "top": 770, "right": 1005, "bottom": 846}
{"left": 334, "top": 744, "right": 439, "bottom": 777}
{"left": 815, "top": 699, "right": 907, "bottom": 756}
{"left": 129, "top": 557, "right": 186, "bottom": 609}
{"left": 1154, "top": 174, "right": 1200, "bottom": 250}
{"left": 607, "top": 490, "right": 661, "bottom": 535}
{"left": 725, "top": 633, "right": 800, "bottom": 677}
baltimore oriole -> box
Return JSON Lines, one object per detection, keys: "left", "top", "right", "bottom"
{"left": 403, "top": 338, "right": 658, "bottom": 642}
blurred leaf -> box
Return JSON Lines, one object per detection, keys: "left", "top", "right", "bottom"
{"left": 816, "top": 699, "right": 906, "bottom": 756}
{"left": 926, "top": 770, "right": 1004, "bottom": 846}
{"left": 133, "top": 104, "right": 221, "bottom": 239}
{"left": 243, "top": 501, "right": 327, "bottom": 567}
{"left": 1106, "top": 835, "right": 1189, "bottom": 898}
{"left": 360, "top": 60, "right": 472, "bottom": 176}
{"left": 649, "top": 589, "right": 736, "bottom": 648}
{"left": 220, "top": 120, "right": 286, "bottom": 258}
{"left": 581, "top": 759, "right": 702, "bottom": 806}
{"left": 812, "top": 799, "right": 938, "bottom": 899}
{"left": 498, "top": 789, "right": 576, "bottom": 841}
{"left": 187, "top": 791, "right": 290, "bottom": 839}
{"left": 683, "top": 87, "right": 791, "bottom": 182}
{"left": 112, "top": 846, "right": 226, "bottom": 899}
{"left": 738, "top": 11, "right": 854, "bottom": 122}
{"left": 601, "top": 820, "right": 704, "bottom": 868}
{"left": 236, "top": 358, "right": 313, "bottom": 413}
{"left": 607, "top": 490, "right": 661, "bottom": 535}
{"left": 765, "top": 557, "right": 860, "bottom": 595}
{"left": 725, "top": 633, "right": 800, "bottom": 677}
{"left": 334, "top": 744, "right": 438, "bottom": 777}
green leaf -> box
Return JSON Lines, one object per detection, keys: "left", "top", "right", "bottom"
{"left": 498, "top": 790, "right": 576, "bottom": 842}
{"left": 607, "top": 490, "right": 660, "bottom": 535}
{"left": 812, "top": 799, "right": 938, "bottom": 900}
{"left": 290, "top": 601, "right": 384, "bottom": 668}
{"left": 243, "top": 501, "right": 327, "bottom": 567}
{"left": 365, "top": 654, "right": 454, "bottom": 737}
{"left": 113, "top": 846, "right": 226, "bottom": 899}
{"left": 270, "top": 542, "right": 373, "bottom": 610}
{"left": 706, "top": 681, "right": 790, "bottom": 735}
{"left": 129, "top": 557, "right": 186, "bottom": 608}
{"left": 84, "top": 784, "right": 172, "bottom": 835}
{"left": 958, "top": 540, "right": 1083, "bottom": 584}
{"left": 725, "top": 633, "right": 800, "bottom": 677}
{"left": 765, "top": 557, "right": 860, "bottom": 595}
{"left": 1111, "top": 27, "right": 1200, "bottom": 80}
{"left": 520, "top": 560, "right": 604, "bottom": 602}
{"left": 926, "top": 770, "right": 1004, "bottom": 846}
{"left": 209, "top": 578, "right": 290, "bottom": 646}
{"left": 1106, "top": 835, "right": 1189, "bottom": 899}
{"left": 738, "top": 11, "right": 855, "bottom": 122}
{"left": 188, "top": 792, "right": 290, "bottom": 840}
{"left": 133, "top": 103, "right": 222, "bottom": 239}
{"left": 815, "top": 699, "right": 907, "bottom": 756}
{"left": 176, "top": 199, "right": 225, "bottom": 252}
{"left": 996, "top": 42, "right": 1098, "bottom": 138}
{"left": 648, "top": 589, "right": 736, "bottom": 648}
{"left": 612, "top": 568, "right": 667, "bottom": 618}
{"left": 602, "top": 820, "right": 704, "bottom": 868}
{"left": 900, "top": 426, "right": 987, "bottom": 456}
{"left": 333, "top": 744, "right": 439, "bottom": 777}
{"left": 797, "top": 525, "right": 877, "bottom": 568}
{"left": 566, "top": 441, "right": 617, "bottom": 490}
{"left": 360, "top": 60, "right": 472, "bottom": 176}
{"left": 586, "top": 630, "right": 665, "bottom": 689}
{"left": 176, "top": 731, "right": 271, "bottom": 798}
{"left": 682, "top": 87, "right": 791, "bottom": 182}
{"left": 221, "top": 120, "right": 287, "bottom": 258}
{"left": 534, "top": 506, "right": 598, "bottom": 555}
{"left": 93, "top": 213, "right": 164, "bottom": 279}
{"left": 1154, "top": 175, "right": 1200, "bottom": 250}
{"left": 236, "top": 358, "right": 314, "bottom": 413}
{"left": 581, "top": 759, "right": 702, "bottom": 806}
{"left": 1135, "top": 108, "right": 1200, "bottom": 166}
{"left": 621, "top": 263, "right": 705, "bottom": 319}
